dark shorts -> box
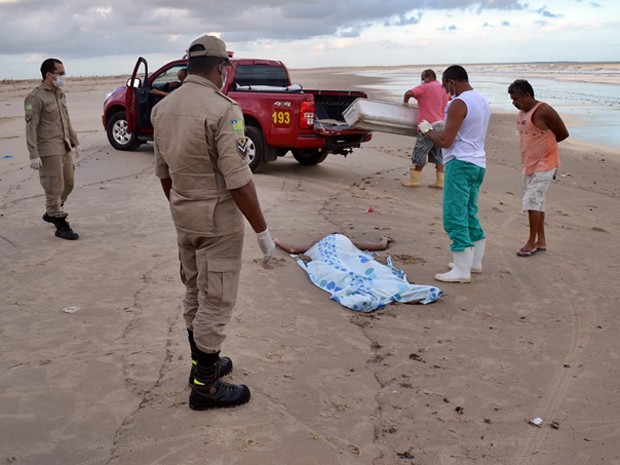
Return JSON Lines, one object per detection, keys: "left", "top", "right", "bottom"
{"left": 412, "top": 129, "right": 443, "bottom": 166}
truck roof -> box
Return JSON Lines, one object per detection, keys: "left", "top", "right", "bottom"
{"left": 167, "top": 57, "right": 284, "bottom": 67}
{"left": 233, "top": 58, "right": 284, "bottom": 67}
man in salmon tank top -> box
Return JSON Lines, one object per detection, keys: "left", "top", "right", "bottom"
{"left": 508, "top": 79, "right": 569, "bottom": 257}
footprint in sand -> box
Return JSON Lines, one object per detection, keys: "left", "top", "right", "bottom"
{"left": 390, "top": 254, "right": 425, "bottom": 265}
{"left": 254, "top": 256, "right": 287, "bottom": 270}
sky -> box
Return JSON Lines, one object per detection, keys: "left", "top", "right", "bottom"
{"left": 0, "top": 0, "right": 618, "bottom": 80}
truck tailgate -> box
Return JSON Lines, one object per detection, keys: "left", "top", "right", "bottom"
{"left": 305, "top": 89, "right": 369, "bottom": 135}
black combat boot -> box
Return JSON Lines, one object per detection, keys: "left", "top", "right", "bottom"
{"left": 189, "top": 349, "right": 250, "bottom": 410}
{"left": 54, "top": 216, "right": 79, "bottom": 240}
{"left": 187, "top": 330, "right": 232, "bottom": 387}
{"left": 42, "top": 212, "right": 55, "bottom": 224}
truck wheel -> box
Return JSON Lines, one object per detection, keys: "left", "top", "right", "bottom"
{"left": 292, "top": 149, "right": 328, "bottom": 166}
{"left": 107, "top": 111, "right": 141, "bottom": 151}
{"left": 245, "top": 126, "right": 268, "bottom": 173}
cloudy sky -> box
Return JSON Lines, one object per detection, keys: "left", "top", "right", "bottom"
{"left": 0, "top": 0, "right": 618, "bottom": 79}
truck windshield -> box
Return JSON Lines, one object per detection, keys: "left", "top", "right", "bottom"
{"left": 234, "top": 65, "right": 289, "bottom": 87}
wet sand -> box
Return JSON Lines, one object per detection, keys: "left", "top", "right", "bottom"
{"left": 1, "top": 67, "right": 619, "bottom": 465}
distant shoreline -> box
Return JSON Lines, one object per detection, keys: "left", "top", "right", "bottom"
{"left": 2, "top": 61, "right": 620, "bottom": 85}
{"left": 296, "top": 62, "right": 620, "bottom": 86}
{"left": 2, "top": 62, "right": 618, "bottom": 152}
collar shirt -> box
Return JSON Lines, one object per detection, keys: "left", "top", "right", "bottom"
{"left": 24, "top": 83, "right": 79, "bottom": 159}
{"left": 152, "top": 74, "right": 252, "bottom": 236}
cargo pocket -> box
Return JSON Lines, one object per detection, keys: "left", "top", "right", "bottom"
{"left": 190, "top": 269, "right": 239, "bottom": 351}
{"left": 201, "top": 233, "right": 243, "bottom": 314}
{"left": 206, "top": 270, "right": 240, "bottom": 313}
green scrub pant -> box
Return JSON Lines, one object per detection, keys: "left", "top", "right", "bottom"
{"left": 443, "top": 159, "right": 486, "bottom": 251}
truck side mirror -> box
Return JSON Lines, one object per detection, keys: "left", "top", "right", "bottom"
{"left": 126, "top": 77, "right": 142, "bottom": 88}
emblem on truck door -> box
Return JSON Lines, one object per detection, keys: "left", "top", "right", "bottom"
{"left": 274, "top": 101, "right": 292, "bottom": 107}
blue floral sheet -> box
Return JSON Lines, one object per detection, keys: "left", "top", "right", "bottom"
{"left": 295, "top": 234, "right": 443, "bottom": 312}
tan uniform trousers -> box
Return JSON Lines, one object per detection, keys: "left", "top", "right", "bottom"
{"left": 178, "top": 229, "right": 244, "bottom": 354}
{"left": 39, "top": 151, "right": 74, "bottom": 217}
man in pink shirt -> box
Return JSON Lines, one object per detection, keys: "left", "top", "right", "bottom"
{"left": 402, "top": 69, "right": 449, "bottom": 188}
{"left": 508, "top": 79, "right": 569, "bottom": 257}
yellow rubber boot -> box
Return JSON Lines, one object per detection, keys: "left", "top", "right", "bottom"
{"left": 432, "top": 171, "right": 444, "bottom": 189}
{"left": 401, "top": 168, "right": 422, "bottom": 187}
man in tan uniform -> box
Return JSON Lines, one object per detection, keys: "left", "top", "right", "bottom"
{"left": 152, "top": 35, "right": 276, "bottom": 410}
{"left": 25, "top": 58, "right": 80, "bottom": 240}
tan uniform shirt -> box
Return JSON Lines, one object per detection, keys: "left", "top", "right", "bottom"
{"left": 24, "top": 83, "right": 79, "bottom": 159}
{"left": 152, "top": 75, "right": 252, "bottom": 236}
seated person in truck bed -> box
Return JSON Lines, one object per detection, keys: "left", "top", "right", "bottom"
{"left": 151, "top": 68, "right": 187, "bottom": 98}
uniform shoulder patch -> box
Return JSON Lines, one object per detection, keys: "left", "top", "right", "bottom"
{"left": 231, "top": 118, "right": 244, "bottom": 134}
{"left": 24, "top": 97, "right": 34, "bottom": 122}
{"left": 236, "top": 137, "right": 249, "bottom": 160}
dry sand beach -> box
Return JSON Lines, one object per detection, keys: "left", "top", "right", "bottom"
{"left": 1, "top": 65, "right": 619, "bottom": 465}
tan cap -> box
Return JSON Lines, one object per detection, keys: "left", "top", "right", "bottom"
{"left": 187, "top": 35, "right": 230, "bottom": 63}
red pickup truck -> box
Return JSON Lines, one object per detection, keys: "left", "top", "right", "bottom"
{"left": 102, "top": 55, "right": 372, "bottom": 172}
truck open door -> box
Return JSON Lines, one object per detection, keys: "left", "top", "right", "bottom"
{"left": 125, "top": 57, "right": 149, "bottom": 134}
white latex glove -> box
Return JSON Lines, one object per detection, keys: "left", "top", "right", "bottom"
{"left": 74, "top": 146, "right": 81, "bottom": 159}
{"left": 256, "top": 228, "right": 276, "bottom": 264}
{"left": 30, "top": 158, "right": 42, "bottom": 170}
{"left": 418, "top": 120, "right": 433, "bottom": 135}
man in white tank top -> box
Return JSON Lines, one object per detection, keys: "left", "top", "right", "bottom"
{"left": 420, "top": 65, "right": 490, "bottom": 283}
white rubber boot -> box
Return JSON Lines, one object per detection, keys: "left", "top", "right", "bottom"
{"left": 436, "top": 247, "right": 473, "bottom": 283}
{"left": 471, "top": 239, "right": 485, "bottom": 272}
{"left": 448, "top": 239, "right": 485, "bottom": 273}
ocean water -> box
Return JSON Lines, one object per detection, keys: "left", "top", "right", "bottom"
{"left": 353, "top": 67, "right": 620, "bottom": 150}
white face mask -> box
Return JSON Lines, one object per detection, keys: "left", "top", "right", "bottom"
{"left": 220, "top": 65, "right": 228, "bottom": 91}
{"left": 52, "top": 74, "right": 66, "bottom": 88}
